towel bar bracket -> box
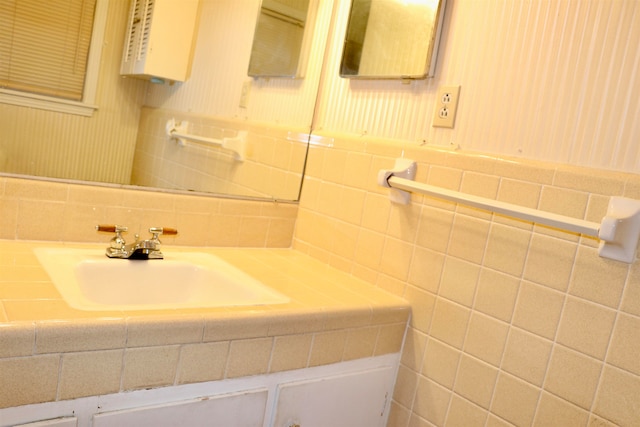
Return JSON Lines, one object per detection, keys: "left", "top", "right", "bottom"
{"left": 598, "top": 197, "right": 640, "bottom": 263}
{"left": 377, "top": 158, "right": 416, "bottom": 204}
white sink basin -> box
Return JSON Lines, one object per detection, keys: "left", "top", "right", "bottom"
{"left": 34, "top": 248, "right": 289, "bottom": 311}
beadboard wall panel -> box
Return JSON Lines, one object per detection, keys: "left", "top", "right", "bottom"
{"left": 143, "top": 0, "right": 333, "bottom": 130}
{"left": 316, "top": 0, "right": 640, "bottom": 173}
{"left": 5, "top": 0, "right": 637, "bottom": 182}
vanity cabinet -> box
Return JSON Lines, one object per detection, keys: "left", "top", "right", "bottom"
{"left": 92, "top": 389, "right": 268, "bottom": 427}
{"left": 12, "top": 419, "right": 76, "bottom": 427}
{"left": 0, "top": 355, "right": 398, "bottom": 427}
{"left": 120, "top": 0, "right": 199, "bottom": 82}
{"left": 272, "top": 366, "right": 395, "bottom": 427}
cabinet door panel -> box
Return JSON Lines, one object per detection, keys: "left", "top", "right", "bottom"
{"left": 93, "top": 389, "right": 267, "bottom": 427}
{"left": 12, "top": 418, "right": 77, "bottom": 427}
{"left": 272, "top": 366, "right": 395, "bottom": 427}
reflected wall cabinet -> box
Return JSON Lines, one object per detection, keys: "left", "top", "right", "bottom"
{"left": 121, "top": 0, "right": 200, "bottom": 83}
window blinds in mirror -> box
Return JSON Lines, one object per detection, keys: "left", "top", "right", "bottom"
{"left": 0, "top": 0, "right": 97, "bottom": 101}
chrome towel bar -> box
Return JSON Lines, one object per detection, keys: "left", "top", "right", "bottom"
{"left": 166, "top": 118, "right": 247, "bottom": 161}
{"left": 379, "top": 158, "right": 640, "bottom": 263}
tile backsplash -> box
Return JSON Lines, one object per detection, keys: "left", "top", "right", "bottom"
{"left": 293, "top": 131, "right": 640, "bottom": 427}
{"left": 0, "top": 176, "right": 297, "bottom": 248}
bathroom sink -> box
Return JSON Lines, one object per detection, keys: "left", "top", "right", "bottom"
{"left": 34, "top": 248, "right": 289, "bottom": 311}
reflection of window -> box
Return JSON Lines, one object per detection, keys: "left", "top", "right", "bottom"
{"left": 0, "top": 0, "right": 108, "bottom": 116}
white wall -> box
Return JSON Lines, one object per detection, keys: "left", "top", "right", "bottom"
{"left": 144, "top": 0, "right": 639, "bottom": 173}
{"left": 4, "top": 0, "right": 633, "bottom": 183}
{"left": 315, "top": 0, "right": 640, "bottom": 173}
{"left": 144, "top": 0, "right": 332, "bottom": 131}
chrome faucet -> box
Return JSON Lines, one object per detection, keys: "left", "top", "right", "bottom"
{"left": 96, "top": 225, "right": 178, "bottom": 259}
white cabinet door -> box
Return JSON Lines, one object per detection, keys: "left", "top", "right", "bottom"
{"left": 271, "top": 366, "right": 395, "bottom": 427}
{"left": 12, "top": 418, "right": 77, "bottom": 427}
{"left": 92, "top": 389, "right": 268, "bottom": 427}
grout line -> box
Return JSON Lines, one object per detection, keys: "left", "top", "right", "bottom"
{"left": 587, "top": 262, "right": 632, "bottom": 418}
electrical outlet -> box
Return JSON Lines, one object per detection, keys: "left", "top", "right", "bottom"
{"left": 239, "top": 80, "right": 251, "bottom": 108}
{"left": 432, "top": 85, "right": 461, "bottom": 128}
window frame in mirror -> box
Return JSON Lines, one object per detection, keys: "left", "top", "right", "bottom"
{"left": 0, "top": 0, "right": 108, "bottom": 116}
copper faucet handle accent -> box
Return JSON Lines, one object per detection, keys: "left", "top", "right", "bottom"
{"left": 96, "top": 225, "right": 128, "bottom": 251}
{"left": 96, "top": 224, "right": 128, "bottom": 233}
{"left": 149, "top": 227, "right": 178, "bottom": 236}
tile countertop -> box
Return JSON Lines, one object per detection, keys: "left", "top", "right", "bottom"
{"left": 0, "top": 240, "right": 410, "bottom": 372}
{"left": 0, "top": 240, "right": 410, "bottom": 408}
{"left": 0, "top": 240, "right": 409, "bottom": 324}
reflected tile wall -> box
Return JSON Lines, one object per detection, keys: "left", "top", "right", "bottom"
{"left": 0, "top": 176, "right": 297, "bottom": 248}
{"left": 132, "top": 107, "right": 309, "bottom": 201}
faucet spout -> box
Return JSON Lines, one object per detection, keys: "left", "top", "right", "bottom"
{"left": 96, "top": 225, "right": 178, "bottom": 259}
{"left": 123, "top": 239, "right": 163, "bottom": 260}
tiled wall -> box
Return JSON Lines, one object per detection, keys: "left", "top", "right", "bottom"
{"left": 132, "top": 108, "right": 309, "bottom": 201}
{"left": 293, "top": 131, "right": 640, "bottom": 426}
{"left": 0, "top": 176, "right": 297, "bottom": 248}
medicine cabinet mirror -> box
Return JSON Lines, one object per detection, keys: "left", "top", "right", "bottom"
{"left": 340, "top": 0, "right": 446, "bottom": 79}
{"left": 248, "top": 0, "right": 317, "bottom": 78}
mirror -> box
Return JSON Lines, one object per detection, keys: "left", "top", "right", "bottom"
{"left": 0, "top": 0, "right": 447, "bottom": 203}
{"left": 340, "top": 0, "right": 446, "bottom": 79}
{"left": 248, "top": 0, "right": 317, "bottom": 77}
{"left": 0, "top": 0, "right": 323, "bottom": 202}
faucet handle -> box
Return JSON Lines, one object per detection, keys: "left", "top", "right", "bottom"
{"left": 96, "top": 224, "right": 128, "bottom": 234}
{"left": 96, "top": 224, "right": 128, "bottom": 249}
{"left": 148, "top": 227, "right": 178, "bottom": 242}
{"left": 149, "top": 227, "right": 178, "bottom": 236}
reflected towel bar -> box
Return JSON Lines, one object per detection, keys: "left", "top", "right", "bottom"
{"left": 166, "top": 118, "right": 247, "bottom": 161}
{"left": 378, "top": 158, "right": 640, "bottom": 263}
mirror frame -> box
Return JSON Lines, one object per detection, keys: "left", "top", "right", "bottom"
{"left": 339, "top": 0, "right": 447, "bottom": 80}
